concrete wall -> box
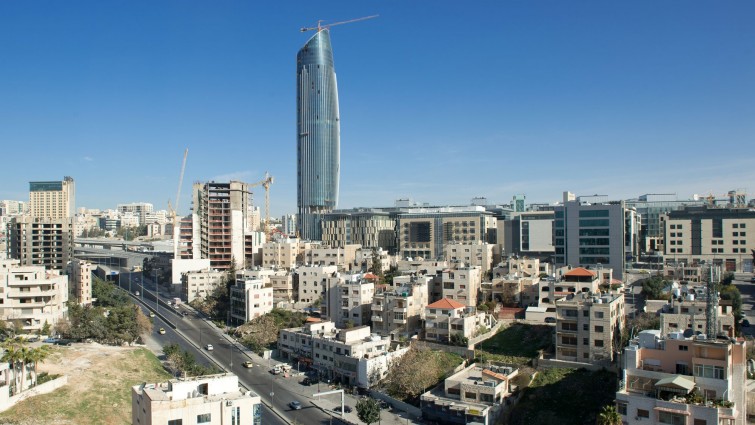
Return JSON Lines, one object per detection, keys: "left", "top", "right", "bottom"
{"left": 0, "top": 375, "right": 68, "bottom": 413}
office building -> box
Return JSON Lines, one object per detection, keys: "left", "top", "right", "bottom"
{"left": 297, "top": 28, "right": 340, "bottom": 241}
{"left": 131, "top": 373, "right": 261, "bottom": 425}
{"left": 553, "top": 192, "right": 640, "bottom": 280}
{"left": 321, "top": 209, "right": 396, "bottom": 251}
{"left": 662, "top": 206, "right": 755, "bottom": 273}
{"left": 626, "top": 194, "right": 704, "bottom": 254}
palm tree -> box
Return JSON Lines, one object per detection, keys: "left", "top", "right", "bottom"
{"left": 26, "top": 345, "right": 51, "bottom": 386}
{"left": 1, "top": 341, "right": 24, "bottom": 395}
{"left": 596, "top": 405, "right": 622, "bottom": 425}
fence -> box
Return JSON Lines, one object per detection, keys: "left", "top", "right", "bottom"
{"left": 0, "top": 375, "right": 68, "bottom": 413}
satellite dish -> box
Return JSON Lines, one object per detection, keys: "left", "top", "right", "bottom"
{"left": 683, "top": 329, "right": 694, "bottom": 338}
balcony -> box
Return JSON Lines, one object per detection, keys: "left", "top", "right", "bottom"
{"left": 371, "top": 315, "right": 383, "bottom": 322}
{"left": 371, "top": 304, "right": 383, "bottom": 312}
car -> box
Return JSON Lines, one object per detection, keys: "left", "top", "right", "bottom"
{"left": 242, "top": 361, "right": 254, "bottom": 368}
{"left": 206, "top": 344, "right": 214, "bottom": 351}
{"left": 378, "top": 400, "right": 390, "bottom": 410}
{"left": 159, "top": 328, "right": 166, "bottom": 335}
{"left": 135, "top": 290, "right": 140, "bottom": 296}
{"left": 335, "top": 405, "right": 353, "bottom": 413}
{"left": 743, "top": 319, "right": 750, "bottom": 328}
{"left": 149, "top": 312, "right": 155, "bottom": 318}
{"left": 289, "top": 401, "right": 302, "bottom": 410}
{"left": 26, "top": 336, "right": 39, "bottom": 343}
{"left": 301, "top": 377, "right": 318, "bottom": 386}
{"left": 43, "top": 337, "right": 60, "bottom": 344}
{"left": 55, "top": 339, "right": 73, "bottom": 346}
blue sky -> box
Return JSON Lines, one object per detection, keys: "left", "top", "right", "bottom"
{"left": 1, "top": 1, "right": 753, "bottom": 217}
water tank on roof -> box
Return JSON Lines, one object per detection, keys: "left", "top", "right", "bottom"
{"left": 602, "top": 296, "right": 611, "bottom": 304}
{"left": 595, "top": 298, "right": 603, "bottom": 304}
{"left": 669, "top": 331, "right": 684, "bottom": 340}
{"left": 672, "top": 288, "right": 681, "bottom": 298}
{"left": 687, "top": 294, "right": 695, "bottom": 301}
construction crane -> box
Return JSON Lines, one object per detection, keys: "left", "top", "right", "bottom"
{"left": 249, "top": 172, "right": 274, "bottom": 240}
{"left": 300, "top": 14, "right": 378, "bottom": 33}
{"left": 168, "top": 148, "right": 189, "bottom": 259}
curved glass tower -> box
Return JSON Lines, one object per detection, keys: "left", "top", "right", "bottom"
{"left": 297, "top": 29, "right": 340, "bottom": 241}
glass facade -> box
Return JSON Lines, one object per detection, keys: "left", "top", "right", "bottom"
{"left": 297, "top": 29, "right": 340, "bottom": 240}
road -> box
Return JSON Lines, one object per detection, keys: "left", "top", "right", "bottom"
{"left": 732, "top": 272, "right": 755, "bottom": 337}
{"left": 117, "top": 272, "right": 345, "bottom": 425}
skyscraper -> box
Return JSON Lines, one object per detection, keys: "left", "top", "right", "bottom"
{"left": 297, "top": 29, "right": 340, "bottom": 241}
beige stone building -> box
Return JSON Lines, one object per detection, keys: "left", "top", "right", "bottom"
{"left": 304, "top": 244, "right": 361, "bottom": 271}
{"left": 296, "top": 265, "right": 337, "bottom": 305}
{"left": 7, "top": 216, "right": 75, "bottom": 271}
{"left": 397, "top": 209, "right": 496, "bottom": 261}
{"left": 662, "top": 205, "right": 755, "bottom": 272}
{"left": 68, "top": 259, "right": 92, "bottom": 306}
{"left": 424, "top": 298, "right": 493, "bottom": 344}
{"left": 555, "top": 289, "right": 625, "bottom": 364}
{"left": 371, "top": 274, "right": 431, "bottom": 338}
{"left": 323, "top": 273, "right": 375, "bottom": 328}
{"left": 261, "top": 239, "right": 317, "bottom": 270}
{"left": 439, "top": 265, "right": 481, "bottom": 307}
{"left": 616, "top": 330, "right": 747, "bottom": 425}
{"left": 660, "top": 295, "right": 736, "bottom": 337}
{"left": 321, "top": 209, "right": 397, "bottom": 251}
{"left": 0, "top": 259, "right": 68, "bottom": 333}
{"left": 28, "top": 177, "right": 75, "bottom": 219}
{"left": 181, "top": 268, "right": 226, "bottom": 304}
{"left": 444, "top": 242, "right": 495, "bottom": 274}
{"left": 131, "top": 373, "right": 261, "bottom": 425}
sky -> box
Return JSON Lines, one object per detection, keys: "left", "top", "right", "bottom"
{"left": 1, "top": 1, "right": 754, "bottom": 217}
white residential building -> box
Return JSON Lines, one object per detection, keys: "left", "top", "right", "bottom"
{"left": 424, "top": 298, "right": 493, "bottom": 344}
{"left": 0, "top": 259, "right": 68, "bottom": 332}
{"left": 323, "top": 272, "right": 375, "bottom": 328}
{"left": 181, "top": 268, "right": 227, "bottom": 304}
{"left": 296, "top": 265, "right": 337, "bottom": 305}
{"left": 229, "top": 278, "right": 273, "bottom": 325}
{"left": 444, "top": 242, "right": 495, "bottom": 274}
{"left": 131, "top": 373, "right": 261, "bottom": 425}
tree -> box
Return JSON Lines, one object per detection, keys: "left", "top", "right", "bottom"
{"left": 356, "top": 398, "right": 381, "bottom": 425}
{"left": 26, "top": 345, "right": 51, "bottom": 386}
{"left": 641, "top": 276, "right": 667, "bottom": 300}
{"left": 384, "top": 346, "right": 462, "bottom": 400}
{"left": 370, "top": 248, "right": 383, "bottom": 277}
{"left": 450, "top": 332, "right": 469, "bottom": 347}
{"left": 596, "top": 405, "right": 622, "bottom": 425}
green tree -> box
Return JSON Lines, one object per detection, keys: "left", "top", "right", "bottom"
{"left": 356, "top": 398, "right": 381, "bottom": 425}
{"left": 596, "top": 405, "right": 622, "bottom": 425}
{"left": 369, "top": 248, "right": 383, "bottom": 277}
{"left": 641, "top": 276, "right": 667, "bottom": 300}
{"left": 450, "top": 332, "right": 469, "bottom": 347}
{"left": 26, "top": 345, "right": 51, "bottom": 386}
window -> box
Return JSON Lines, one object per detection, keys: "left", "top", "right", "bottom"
{"left": 694, "top": 364, "right": 724, "bottom": 379}
{"left": 658, "top": 411, "right": 685, "bottom": 425}
{"left": 464, "top": 391, "right": 476, "bottom": 399}
{"left": 678, "top": 345, "right": 688, "bottom": 351}
{"left": 197, "top": 414, "right": 211, "bottom": 424}
{"left": 583, "top": 338, "right": 589, "bottom": 345}
{"left": 594, "top": 311, "right": 604, "bottom": 319}
{"left": 594, "top": 340, "right": 604, "bottom": 347}
{"left": 637, "top": 409, "right": 649, "bottom": 418}
{"left": 583, "top": 310, "right": 589, "bottom": 317}
{"left": 168, "top": 421, "right": 183, "bottom": 425}
{"left": 616, "top": 402, "right": 627, "bottom": 415}
{"left": 595, "top": 326, "right": 604, "bottom": 333}
{"left": 583, "top": 324, "right": 589, "bottom": 331}
{"left": 693, "top": 420, "right": 707, "bottom": 425}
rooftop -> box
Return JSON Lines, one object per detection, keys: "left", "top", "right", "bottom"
{"left": 427, "top": 298, "right": 466, "bottom": 310}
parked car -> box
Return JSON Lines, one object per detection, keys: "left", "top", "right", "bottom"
{"left": 149, "top": 312, "right": 155, "bottom": 318}
{"left": 289, "top": 401, "right": 302, "bottom": 410}
{"left": 334, "top": 405, "right": 353, "bottom": 413}
{"left": 55, "top": 339, "right": 73, "bottom": 346}
{"left": 205, "top": 344, "right": 213, "bottom": 351}
{"left": 159, "top": 328, "right": 166, "bottom": 335}
{"left": 242, "top": 361, "right": 254, "bottom": 368}
{"left": 43, "top": 337, "right": 60, "bottom": 344}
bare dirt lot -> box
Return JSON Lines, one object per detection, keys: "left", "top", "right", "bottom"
{"left": 0, "top": 342, "right": 170, "bottom": 425}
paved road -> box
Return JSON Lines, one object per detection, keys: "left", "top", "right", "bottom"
{"left": 732, "top": 272, "right": 755, "bottom": 337}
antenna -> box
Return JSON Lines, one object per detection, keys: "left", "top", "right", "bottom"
{"left": 300, "top": 15, "right": 378, "bottom": 33}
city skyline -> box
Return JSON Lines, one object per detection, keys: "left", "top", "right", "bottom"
{"left": 1, "top": 2, "right": 753, "bottom": 217}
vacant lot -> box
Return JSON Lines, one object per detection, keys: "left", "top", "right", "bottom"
{"left": 0, "top": 343, "right": 170, "bottom": 425}
{"left": 508, "top": 368, "right": 617, "bottom": 425}
{"left": 477, "top": 323, "right": 552, "bottom": 365}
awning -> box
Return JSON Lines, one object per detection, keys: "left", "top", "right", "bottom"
{"left": 654, "top": 375, "right": 695, "bottom": 393}
{"left": 653, "top": 406, "right": 691, "bottom": 416}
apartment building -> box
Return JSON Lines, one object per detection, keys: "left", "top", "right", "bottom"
{"left": 421, "top": 362, "right": 518, "bottom": 425}
{"left": 444, "top": 242, "right": 495, "bottom": 273}
{"left": 235, "top": 268, "right": 293, "bottom": 305}
{"left": 296, "top": 265, "right": 337, "bottom": 305}
{"left": 181, "top": 268, "right": 227, "bottom": 304}
{"left": 0, "top": 259, "right": 68, "bottom": 333}
{"left": 555, "top": 290, "right": 625, "bottom": 364}
{"left": 68, "top": 259, "right": 92, "bottom": 306}
{"left": 439, "top": 266, "right": 481, "bottom": 307}
{"left": 424, "top": 298, "right": 493, "bottom": 344}
{"left": 616, "top": 330, "right": 746, "bottom": 425}
{"left": 261, "top": 239, "right": 316, "bottom": 270}
{"left": 553, "top": 192, "right": 640, "bottom": 280}
{"left": 321, "top": 209, "right": 397, "bottom": 251}
{"left": 659, "top": 295, "right": 735, "bottom": 337}
{"left": 278, "top": 321, "right": 406, "bottom": 388}
{"left": 354, "top": 247, "right": 392, "bottom": 274}
{"left": 371, "top": 275, "right": 431, "bottom": 337}
{"left": 229, "top": 278, "right": 273, "bottom": 325}
{"left": 662, "top": 206, "right": 755, "bottom": 272}
{"left": 397, "top": 208, "right": 497, "bottom": 261}
{"left": 131, "top": 373, "right": 261, "bottom": 425}
{"left": 323, "top": 273, "right": 375, "bottom": 328}
{"left": 304, "top": 244, "right": 361, "bottom": 271}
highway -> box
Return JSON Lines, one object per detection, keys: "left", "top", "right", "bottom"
{"left": 116, "top": 273, "right": 345, "bottom": 425}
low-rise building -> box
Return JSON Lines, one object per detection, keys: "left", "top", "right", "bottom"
{"left": 424, "top": 298, "right": 493, "bottom": 345}
{"left": 131, "top": 373, "right": 261, "bottom": 425}
{"left": 296, "top": 265, "right": 337, "bottom": 305}
{"left": 323, "top": 272, "right": 375, "bottom": 328}
{"left": 616, "top": 330, "right": 746, "bottom": 425}
{"left": 181, "top": 268, "right": 226, "bottom": 304}
{"left": 660, "top": 295, "right": 736, "bottom": 337}
{"left": 229, "top": 278, "right": 273, "bottom": 325}
{"left": 439, "top": 265, "right": 481, "bottom": 307}
{"left": 0, "top": 259, "right": 68, "bottom": 332}
{"left": 371, "top": 275, "right": 431, "bottom": 338}
{"left": 304, "top": 244, "right": 361, "bottom": 271}
{"left": 444, "top": 242, "right": 495, "bottom": 274}
{"left": 421, "top": 363, "right": 518, "bottom": 425}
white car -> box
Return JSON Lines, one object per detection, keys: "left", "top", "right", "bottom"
{"left": 206, "top": 344, "right": 214, "bottom": 351}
